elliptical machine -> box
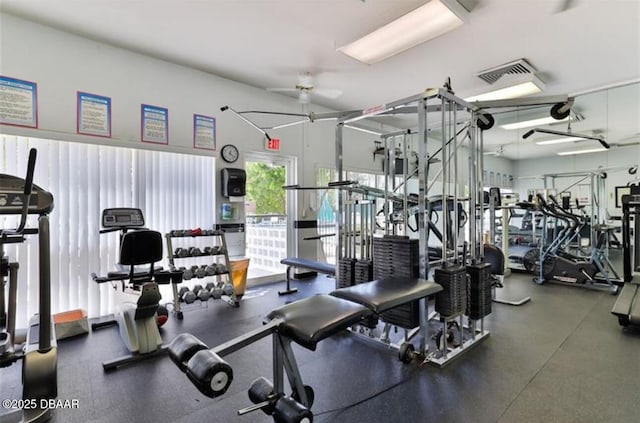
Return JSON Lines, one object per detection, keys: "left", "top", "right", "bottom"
{"left": 91, "top": 208, "right": 178, "bottom": 371}
{"left": 1, "top": 149, "right": 57, "bottom": 423}
{"left": 534, "top": 194, "right": 619, "bottom": 294}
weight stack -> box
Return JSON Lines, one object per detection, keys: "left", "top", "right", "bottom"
{"left": 372, "top": 236, "right": 419, "bottom": 279}
{"left": 466, "top": 263, "right": 492, "bottom": 320}
{"left": 354, "top": 259, "right": 373, "bottom": 284}
{"left": 373, "top": 235, "right": 420, "bottom": 328}
{"left": 434, "top": 265, "right": 467, "bottom": 318}
{"left": 338, "top": 257, "right": 356, "bottom": 289}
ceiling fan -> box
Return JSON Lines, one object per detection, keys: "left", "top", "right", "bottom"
{"left": 267, "top": 73, "right": 342, "bottom": 104}
{"left": 483, "top": 145, "right": 505, "bottom": 157}
{"left": 555, "top": 0, "right": 578, "bottom": 13}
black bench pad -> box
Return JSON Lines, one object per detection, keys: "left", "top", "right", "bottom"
{"left": 280, "top": 258, "right": 335, "bottom": 275}
{"left": 330, "top": 278, "right": 442, "bottom": 313}
{"left": 266, "top": 295, "right": 371, "bottom": 351}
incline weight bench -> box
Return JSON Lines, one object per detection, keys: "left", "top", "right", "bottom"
{"left": 279, "top": 258, "right": 336, "bottom": 295}
{"left": 168, "top": 277, "right": 442, "bottom": 423}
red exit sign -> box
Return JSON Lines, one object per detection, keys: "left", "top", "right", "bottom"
{"left": 265, "top": 138, "right": 280, "bottom": 151}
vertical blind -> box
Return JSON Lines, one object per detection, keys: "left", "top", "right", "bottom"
{"left": 0, "top": 135, "right": 215, "bottom": 327}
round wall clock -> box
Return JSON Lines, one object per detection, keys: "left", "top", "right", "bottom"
{"left": 220, "top": 144, "right": 239, "bottom": 163}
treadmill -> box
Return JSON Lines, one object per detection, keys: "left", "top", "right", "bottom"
{"left": 611, "top": 193, "right": 640, "bottom": 327}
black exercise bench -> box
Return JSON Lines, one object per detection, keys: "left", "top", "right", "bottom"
{"left": 279, "top": 257, "right": 336, "bottom": 295}
{"left": 168, "top": 277, "right": 442, "bottom": 422}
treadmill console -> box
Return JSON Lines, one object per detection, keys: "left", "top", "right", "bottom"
{"left": 623, "top": 194, "right": 640, "bottom": 206}
{"left": 0, "top": 174, "right": 54, "bottom": 215}
{"left": 102, "top": 208, "right": 145, "bottom": 229}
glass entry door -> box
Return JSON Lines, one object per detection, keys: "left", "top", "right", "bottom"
{"left": 244, "top": 154, "right": 293, "bottom": 281}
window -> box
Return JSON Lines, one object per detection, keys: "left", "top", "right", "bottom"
{"left": 1, "top": 135, "right": 214, "bottom": 327}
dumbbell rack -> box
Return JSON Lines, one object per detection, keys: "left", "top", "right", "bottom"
{"left": 165, "top": 229, "right": 237, "bottom": 319}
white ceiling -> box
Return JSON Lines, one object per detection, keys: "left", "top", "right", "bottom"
{"left": 1, "top": 0, "right": 639, "bottom": 160}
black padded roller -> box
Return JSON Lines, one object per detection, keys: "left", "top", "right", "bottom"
{"left": 273, "top": 395, "right": 313, "bottom": 423}
{"left": 186, "top": 350, "right": 233, "bottom": 398}
{"left": 168, "top": 333, "right": 209, "bottom": 372}
{"left": 249, "top": 377, "right": 276, "bottom": 415}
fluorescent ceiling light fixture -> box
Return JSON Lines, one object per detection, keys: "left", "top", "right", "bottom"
{"left": 465, "top": 75, "right": 545, "bottom": 102}
{"left": 500, "top": 116, "right": 569, "bottom": 130}
{"left": 556, "top": 147, "right": 607, "bottom": 156}
{"left": 345, "top": 124, "right": 383, "bottom": 136}
{"left": 535, "top": 136, "right": 585, "bottom": 145}
{"left": 337, "top": 0, "right": 468, "bottom": 64}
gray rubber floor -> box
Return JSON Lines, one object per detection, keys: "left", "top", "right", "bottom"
{"left": 2, "top": 266, "right": 639, "bottom": 423}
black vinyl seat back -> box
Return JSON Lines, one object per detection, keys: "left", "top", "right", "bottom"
{"left": 120, "top": 230, "right": 163, "bottom": 266}
{"left": 119, "top": 229, "right": 163, "bottom": 320}
{"left": 484, "top": 244, "right": 505, "bottom": 277}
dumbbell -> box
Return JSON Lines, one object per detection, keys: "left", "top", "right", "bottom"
{"left": 205, "top": 282, "right": 215, "bottom": 291}
{"left": 181, "top": 289, "right": 197, "bottom": 304}
{"left": 205, "top": 264, "right": 217, "bottom": 276}
{"left": 183, "top": 266, "right": 194, "bottom": 280}
{"left": 197, "top": 288, "right": 211, "bottom": 301}
{"left": 195, "top": 266, "right": 207, "bottom": 279}
{"left": 204, "top": 246, "right": 220, "bottom": 255}
{"left": 177, "top": 286, "right": 190, "bottom": 301}
{"left": 222, "top": 283, "right": 234, "bottom": 296}
{"left": 189, "top": 247, "right": 203, "bottom": 257}
{"left": 217, "top": 264, "right": 228, "bottom": 274}
{"left": 192, "top": 284, "right": 203, "bottom": 297}
{"left": 174, "top": 247, "right": 189, "bottom": 258}
{"left": 210, "top": 285, "right": 223, "bottom": 300}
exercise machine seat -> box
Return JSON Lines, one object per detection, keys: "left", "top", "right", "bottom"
{"left": 134, "top": 283, "right": 163, "bottom": 321}
{"left": 265, "top": 295, "right": 371, "bottom": 351}
{"left": 330, "top": 277, "right": 442, "bottom": 313}
{"left": 280, "top": 257, "right": 336, "bottom": 275}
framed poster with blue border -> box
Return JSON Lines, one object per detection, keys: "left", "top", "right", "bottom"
{"left": 193, "top": 114, "right": 216, "bottom": 151}
{"left": 77, "top": 91, "right": 111, "bottom": 138}
{"left": 0, "top": 75, "right": 38, "bottom": 128}
{"left": 141, "top": 104, "right": 168, "bottom": 144}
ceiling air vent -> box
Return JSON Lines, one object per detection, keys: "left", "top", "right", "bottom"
{"left": 477, "top": 58, "right": 537, "bottom": 85}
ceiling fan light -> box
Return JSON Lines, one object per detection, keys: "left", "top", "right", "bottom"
{"left": 337, "top": 0, "right": 468, "bottom": 65}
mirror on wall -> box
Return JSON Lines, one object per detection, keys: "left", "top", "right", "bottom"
{"left": 481, "top": 82, "right": 640, "bottom": 163}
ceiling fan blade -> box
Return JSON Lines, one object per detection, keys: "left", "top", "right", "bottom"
{"left": 312, "top": 88, "right": 343, "bottom": 99}
{"left": 298, "top": 91, "right": 310, "bottom": 104}
{"left": 298, "top": 73, "right": 314, "bottom": 88}
{"left": 266, "top": 88, "right": 298, "bottom": 93}
{"left": 611, "top": 141, "right": 640, "bottom": 148}
{"left": 555, "top": 0, "right": 576, "bottom": 13}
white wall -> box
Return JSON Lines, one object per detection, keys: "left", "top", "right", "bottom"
{"left": 0, "top": 14, "right": 381, "bottom": 220}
